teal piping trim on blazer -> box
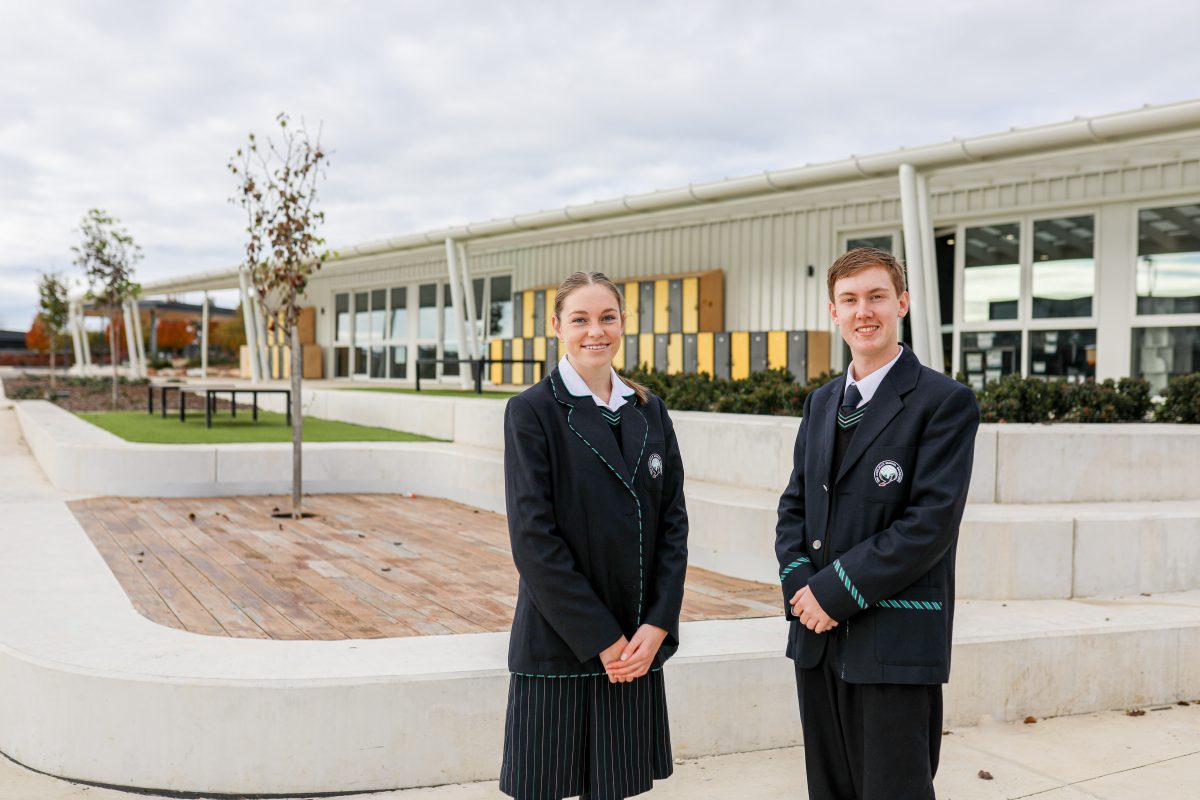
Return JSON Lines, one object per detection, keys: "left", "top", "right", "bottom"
{"left": 550, "top": 374, "right": 649, "bottom": 624}
{"left": 876, "top": 599, "right": 943, "bottom": 611}
{"left": 779, "top": 556, "right": 811, "bottom": 581}
{"left": 833, "top": 558, "right": 869, "bottom": 609}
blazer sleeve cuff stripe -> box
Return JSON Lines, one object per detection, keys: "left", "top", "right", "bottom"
{"left": 833, "top": 559, "right": 869, "bottom": 610}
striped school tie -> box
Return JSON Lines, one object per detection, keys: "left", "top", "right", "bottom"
{"left": 838, "top": 383, "right": 866, "bottom": 429}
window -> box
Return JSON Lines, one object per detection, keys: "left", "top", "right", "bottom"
{"left": 472, "top": 277, "right": 486, "bottom": 342}
{"left": 963, "top": 223, "right": 1020, "bottom": 322}
{"left": 960, "top": 330, "right": 1021, "bottom": 389}
{"left": 353, "top": 292, "right": 369, "bottom": 377}
{"left": 389, "top": 345, "right": 407, "bottom": 379}
{"left": 417, "top": 344, "right": 437, "bottom": 380}
{"left": 390, "top": 287, "right": 407, "bottom": 340}
{"left": 1032, "top": 216, "right": 1094, "bottom": 318}
{"left": 489, "top": 275, "right": 513, "bottom": 338}
{"left": 370, "top": 289, "right": 386, "bottom": 343}
{"left": 418, "top": 284, "right": 438, "bottom": 339}
{"left": 1137, "top": 204, "right": 1200, "bottom": 315}
{"left": 334, "top": 293, "right": 350, "bottom": 342}
{"left": 443, "top": 285, "right": 460, "bottom": 376}
{"left": 846, "top": 235, "right": 893, "bottom": 252}
{"left": 1132, "top": 326, "right": 1199, "bottom": 395}
{"left": 1029, "top": 329, "right": 1095, "bottom": 381}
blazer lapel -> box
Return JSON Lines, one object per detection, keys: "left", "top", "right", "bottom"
{"left": 619, "top": 403, "right": 648, "bottom": 480}
{"left": 550, "top": 370, "right": 635, "bottom": 490}
{"left": 820, "top": 377, "right": 843, "bottom": 487}
{"left": 834, "top": 347, "right": 920, "bottom": 485}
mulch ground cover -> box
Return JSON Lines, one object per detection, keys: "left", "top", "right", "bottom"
{"left": 1, "top": 373, "right": 243, "bottom": 414}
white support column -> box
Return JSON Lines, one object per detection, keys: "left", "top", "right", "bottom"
{"left": 131, "top": 299, "right": 147, "bottom": 378}
{"left": 239, "top": 269, "right": 262, "bottom": 383}
{"left": 445, "top": 238, "right": 472, "bottom": 389}
{"left": 915, "top": 173, "right": 945, "bottom": 373}
{"left": 121, "top": 300, "right": 138, "bottom": 377}
{"left": 251, "top": 290, "right": 269, "bottom": 381}
{"left": 898, "top": 163, "right": 931, "bottom": 365}
{"left": 68, "top": 302, "right": 83, "bottom": 375}
{"left": 200, "top": 291, "right": 210, "bottom": 379}
{"left": 80, "top": 305, "right": 93, "bottom": 370}
{"left": 458, "top": 242, "right": 480, "bottom": 362}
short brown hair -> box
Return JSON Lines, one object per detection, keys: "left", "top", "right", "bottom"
{"left": 827, "top": 247, "right": 906, "bottom": 301}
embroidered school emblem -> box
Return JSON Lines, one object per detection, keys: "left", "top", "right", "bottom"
{"left": 648, "top": 453, "right": 663, "bottom": 478}
{"left": 873, "top": 460, "right": 903, "bottom": 487}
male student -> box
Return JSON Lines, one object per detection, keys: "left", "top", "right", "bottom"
{"left": 775, "top": 247, "right": 980, "bottom": 800}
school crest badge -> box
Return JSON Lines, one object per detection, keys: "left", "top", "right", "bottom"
{"left": 873, "top": 460, "right": 903, "bottom": 487}
{"left": 648, "top": 453, "right": 663, "bottom": 478}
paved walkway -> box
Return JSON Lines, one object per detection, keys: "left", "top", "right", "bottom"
{"left": 1, "top": 704, "right": 1196, "bottom": 799}
{"left": 69, "top": 494, "right": 780, "bottom": 640}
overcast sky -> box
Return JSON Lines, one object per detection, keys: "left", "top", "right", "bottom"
{"left": 2, "top": 0, "right": 1198, "bottom": 329}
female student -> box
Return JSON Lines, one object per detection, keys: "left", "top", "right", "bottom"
{"left": 500, "top": 271, "right": 689, "bottom": 800}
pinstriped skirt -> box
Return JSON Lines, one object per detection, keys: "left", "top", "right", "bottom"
{"left": 499, "top": 670, "right": 673, "bottom": 800}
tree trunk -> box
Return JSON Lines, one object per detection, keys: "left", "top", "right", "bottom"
{"left": 109, "top": 314, "right": 119, "bottom": 408}
{"left": 291, "top": 325, "right": 303, "bottom": 519}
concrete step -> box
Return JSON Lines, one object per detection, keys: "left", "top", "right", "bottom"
{"left": 686, "top": 479, "right": 1200, "bottom": 600}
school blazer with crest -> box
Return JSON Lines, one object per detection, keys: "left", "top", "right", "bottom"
{"left": 776, "top": 344, "right": 980, "bottom": 685}
{"left": 503, "top": 369, "right": 688, "bottom": 677}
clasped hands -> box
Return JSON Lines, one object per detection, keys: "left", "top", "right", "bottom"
{"left": 599, "top": 624, "right": 668, "bottom": 683}
{"left": 790, "top": 586, "right": 838, "bottom": 634}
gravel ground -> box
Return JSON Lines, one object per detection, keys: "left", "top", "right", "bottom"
{"left": 0, "top": 373, "right": 241, "bottom": 413}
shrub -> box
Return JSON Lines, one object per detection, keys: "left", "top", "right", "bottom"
{"left": 1157, "top": 373, "right": 1200, "bottom": 423}
{"left": 973, "top": 375, "right": 1151, "bottom": 423}
{"left": 619, "top": 366, "right": 840, "bottom": 416}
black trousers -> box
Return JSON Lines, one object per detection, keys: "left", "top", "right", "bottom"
{"left": 795, "top": 649, "right": 942, "bottom": 800}
{"left": 500, "top": 670, "right": 673, "bottom": 800}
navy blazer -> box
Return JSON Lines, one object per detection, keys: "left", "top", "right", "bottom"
{"left": 504, "top": 369, "right": 689, "bottom": 676}
{"left": 775, "top": 345, "right": 979, "bottom": 684}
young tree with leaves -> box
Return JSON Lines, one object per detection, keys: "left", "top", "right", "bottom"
{"left": 72, "top": 209, "right": 141, "bottom": 407}
{"left": 229, "top": 113, "right": 329, "bottom": 519}
{"left": 35, "top": 272, "right": 71, "bottom": 390}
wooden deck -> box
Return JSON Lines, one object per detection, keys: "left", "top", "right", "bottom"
{"left": 68, "top": 494, "right": 781, "bottom": 640}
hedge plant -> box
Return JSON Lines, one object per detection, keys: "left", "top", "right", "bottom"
{"left": 1157, "top": 373, "right": 1200, "bottom": 423}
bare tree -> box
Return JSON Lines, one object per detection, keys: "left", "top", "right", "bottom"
{"left": 229, "top": 112, "right": 329, "bottom": 519}
{"left": 36, "top": 272, "right": 71, "bottom": 392}
{"left": 73, "top": 209, "right": 141, "bottom": 407}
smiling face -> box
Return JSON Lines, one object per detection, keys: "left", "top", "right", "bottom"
{"left": 829, "top": 264, "right": 909, "bottom": 367}
{"left": 552, "top": 282, "right": 625, "bottom": 372}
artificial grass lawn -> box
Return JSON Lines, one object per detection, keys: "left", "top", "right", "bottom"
{"left": 77, "top": 410, "right": 439, "bottom": 444}
{"left": 342, "top": 386, "right": 517, "bottom": 399}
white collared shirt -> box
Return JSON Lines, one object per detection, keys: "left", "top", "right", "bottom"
{"left": 558, "top": 355, "right": 635, "bottom": 412}
{"left": 844, "top": 346, "right": 904, "bottom": 408}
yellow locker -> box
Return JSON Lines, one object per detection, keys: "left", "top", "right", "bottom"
{"left": 767, "top": 331, "right": 788, "bottom": 370}
{"left": 667, "top": 334, "right": 683, "bottom": 374}
{"left": 696, "top": 332, "right": 715, "bottom": 376}
{"left": 731, "top": 331, "right": 750, "bottom": 380}
{"left": 490, "top": 340, "right": 503, "bottom": 385}
{"left": 682, "top": 278, "right": 699, "bottom": 333}
{"left": 612, "top": 336, "right": 625, "bottom": 370}
{"left": 522, "top": 291, "right": 535, "bottom": 338}
{"left": 624, "top": 282, "right": 640, "bottom": 334}
{"left": 512, "top": 338, "right": 525, "bottom": 384}
{"left": 638, "top": 333, "right": 655, "bottom": 371}
{"left": 544, "top": 290, "right": 557, "bottom": 336}
{"left": 653, "top": 280, "right": 669, "bottom": 334}
{"left": 533, "top": 337, "right": 547, "bottom": 366}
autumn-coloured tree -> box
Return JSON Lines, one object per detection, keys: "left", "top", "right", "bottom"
{"left": 73, "top": 209, "right": 141, "bottom": 406}
{"left": 210, "top": 311, "right": 246, "bottom": 356}
{"left": 229, "top": 113, "right": 329, "bottom": 518}
{"left": 156, "top": 319, "right": 194, "bottom": 352}
{"left": 34, "top": 272, "right": 71, "bottom": 389}
{"left": 25, "top": 318, "right": 50, "bottom": 352}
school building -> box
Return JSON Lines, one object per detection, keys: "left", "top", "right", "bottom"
{"left": 138, "top": 98, "right": 1200, "bottom": 394}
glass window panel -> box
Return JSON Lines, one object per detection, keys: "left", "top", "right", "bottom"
{"left": 417, "top": 344, "right": 437, "bottom": 379}
{"left": 846, "top": 235, "right": 893, "bottom": 253}
{"left": 1028, "top": 329, "right": 1095, "bottom": 381}
{"left": 354, "top": 346, "right": 369, "bottom": 376}
{"left": 472, "top": 277, "right": 486, "bottom": 340}
{"left": 960, "top": 330, "right": 1021, "bottom": 389}
{"left": 389, "top": 345, "right": 407, "bottom": 380}
{"left": 334, "top": 346, "right": 349, "bottom": 378}
{"left": 334, "top": 293, "right": 350, "bottom": 343}
{"left": 963, "top": 223, "right": 1020, "bottom": 322}
{"left": 1137, "top": 205, "right": 1200, "bottom": 315}
{"left": 390, "top": 287, "right": 407, "bottom": 341}
{"left": 370, "top": 289, "right": 386, "bottom": 343}
{"left": 369, "top": 345, "right": 386, "bottom": 378}
{"left": 1132, "top": 326, "right": 1200, "bottom": 395}
{"left": 354, "top": 292, "right": 370, "bottom": 344}
{"left": 443, "top": 345, "right": 460, "bottom": 376}
{"left": 1032, "top": 216, "right": 1094, "bottom": 319}
{"left": 418, "top": 284, "right": 438, "bottom": 339}
{"left": 489, "top": 275, "right": 513, "bottom": 337}
{"left": 443, "top": 288, "right": 458, "bottom": 347}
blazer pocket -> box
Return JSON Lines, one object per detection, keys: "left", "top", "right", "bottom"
{"left": 873, "top": 587, "right": 948, "bottom": 667}
{"left": 862, "top": 445, "right": 914, "bottom": 504}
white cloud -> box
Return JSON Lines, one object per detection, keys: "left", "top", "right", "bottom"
{"left": 1, "top": 0, "right": 1198, "bottom": 328}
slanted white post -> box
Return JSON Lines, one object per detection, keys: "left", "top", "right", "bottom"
{"left": 898, "top": 163, "right": 931, "bottom": 365}
{"left": 131, "top": 299, "right": 147, "bottom": 378}
{"left": 121, "top": 299, "right": 139, "bottom": 378}
{"left": 915, "top": 173, "right": 944, "bottom": 373}
{"left": 238, "top": 269, "right": 262, "bottom": 383}
{"left": 200, "top": 291, "right": 210, "bottom": 378}
{"left": 444, "top": 238, "right": 472, "bottom": 389}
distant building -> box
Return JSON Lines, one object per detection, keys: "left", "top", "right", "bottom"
{"left": 142, "top": 99, "right": 1200, "bottom": 393}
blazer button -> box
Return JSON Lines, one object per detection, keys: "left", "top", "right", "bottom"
{"left": 812, "top": 539, "right": 822, "bottom": 550}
